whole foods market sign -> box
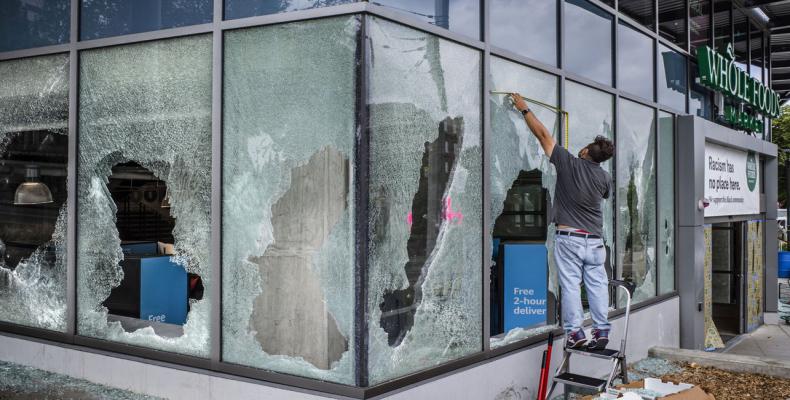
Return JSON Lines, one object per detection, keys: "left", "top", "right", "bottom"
{"left": 696, "top": 43, "right": 781, "bottom": 130}
{"left": 704, "top": 142, "right": 760, "bottom": 217}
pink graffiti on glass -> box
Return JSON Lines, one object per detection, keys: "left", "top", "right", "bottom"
{"left": 406, "top": 197, "right": 464, "bottom": 228}
{"left": 444, "top": 197, "right": 463, "bottom": 224}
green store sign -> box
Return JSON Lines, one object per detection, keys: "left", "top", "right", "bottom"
{"left": 696, "top": 43, "right": 781, "bottom": 131}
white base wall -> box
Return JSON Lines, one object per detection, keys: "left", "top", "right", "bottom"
{"left": 379, "top": 296, "right": 680, "bottom": 400}
{"left": 0, "top": 297, "right": 679, "bottom": 400}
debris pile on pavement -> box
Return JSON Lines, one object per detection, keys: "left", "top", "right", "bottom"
{"left": 552, "top": 357, "right": 790, "bottom": 400}
{"left": 660, "top": 362, "right": 790, "bottom": 400}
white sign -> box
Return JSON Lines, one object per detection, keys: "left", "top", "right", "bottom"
{"left": 704, "top": 142, "right": 760, "bottom": 217}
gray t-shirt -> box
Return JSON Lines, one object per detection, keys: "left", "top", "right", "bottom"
{"left": 549, "top": 144, "right": 612, "bottom": 237}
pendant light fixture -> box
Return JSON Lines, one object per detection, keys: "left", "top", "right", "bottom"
{"left": 14, "top": 165, "right": 54, "bottom": 205}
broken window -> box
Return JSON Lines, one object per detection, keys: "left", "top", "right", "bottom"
{"left": 489, "top": 56, "right": 559, "bottom": 348}
{"left": 564, "top": 81, "right": 615, "bottom": 252}
{"left": 221, "top": 17, "right": 358, "bottom": 384}
{"left": 617, "top": 99, "right": 657, "bottom": 303}
{"left": 367, "top": 17, "right": 482, "bottom": 384}
{"left": 0, "top": 54, "right": 69, "bottom": 332}
{"left": 77, "top": 35, "right": 212, "bottom": 357}
{"left": 564, "top": 81, "right": 616, "bottom": 313}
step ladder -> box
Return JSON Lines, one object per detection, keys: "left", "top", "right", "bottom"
{"left": 545, "top": 279, "right": 635, "bottom": 399}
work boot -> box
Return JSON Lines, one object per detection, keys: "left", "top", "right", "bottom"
{"left": 588, "top": 329, "right": 610, "bottom": 350}
{"left": 565, "top": 329, "right": 587, "bottom": 349}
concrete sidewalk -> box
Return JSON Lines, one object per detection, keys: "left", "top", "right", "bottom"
{"left": 724, "top": 323, "right": 790, "bottom": 360}
{"left": 648, "top": 322, "right": 790, "bottom": 379}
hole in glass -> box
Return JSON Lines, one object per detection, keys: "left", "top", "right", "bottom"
{"left": 379, "top": 116, "right": 464, "bottom": 347}
{"left": 101, "top": 161, "right": 202, "bottom": 338}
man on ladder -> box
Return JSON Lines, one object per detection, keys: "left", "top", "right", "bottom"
{"left": 509, "top": 93, "right": 615, "bottom": 350}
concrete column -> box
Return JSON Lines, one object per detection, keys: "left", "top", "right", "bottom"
{"left": 764, "top": 156, "right": 779, "bottom": 313}
{"left": 676, "top": 116, "right": 706, "bottom": 350}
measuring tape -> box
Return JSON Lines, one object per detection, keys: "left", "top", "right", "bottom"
{"left": 490, "top": 90, "right": 570, "bottom": 149}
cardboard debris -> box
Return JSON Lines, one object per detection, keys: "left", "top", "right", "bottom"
{"left": 582, "top": 378, "right": 715, "bottom": 400}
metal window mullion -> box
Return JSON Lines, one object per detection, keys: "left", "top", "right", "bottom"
{"left": 654, "top": 0, "right": 659, "bottom": 34}
{"left": 613, "top": 93, "right": 620, "bottom": 308}
{"left": 613, "top": 4, "right": 618, "bottom": 88}
{"left": 66, "top": 0, "right": 80, "bottom": 340}
{"left": 481, "top": 0, "right": 492, "bottom": 353}
{"left": 654, "top": 32, "right": 658, "bottom": 103}
{"left": 654, "top": 108, "right": 660, "bottom": 296}
{"left": 354, "top": 14, "right": 371, "bottom": 388}
{"left": 209, "top": 0, "right": 223, "bottom": 369}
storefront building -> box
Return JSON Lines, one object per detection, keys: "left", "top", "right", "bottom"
{"left": 0, "top": 0, "right": 781, "bottom": 398}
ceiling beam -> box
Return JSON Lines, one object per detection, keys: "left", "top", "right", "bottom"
{"left": 744, "top": 0, "right": 790, "bottom": 6}
{"left": 770, "top": 15, "right": 790, "bottom": 29}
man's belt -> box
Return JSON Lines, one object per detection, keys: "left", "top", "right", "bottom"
{"left": 556, "top": 230, "right": 601, "bottom": 239}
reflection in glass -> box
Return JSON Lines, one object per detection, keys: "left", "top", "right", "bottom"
{"left": 367, "top": 17, "right": 482, "bottom": 384}
{"left": 371, "top": 0, "right": 480, "bottom": 40}
{"left": 619, "top": 0, "right": 655, "bottom": 31}
{"left": 713, "top": 0, "right": 730, "bottom": 53}
{"left": 565, "top": 0, "right": 613, "bottom": 85}
{"left": 0, "top": 54, "right": 69, "bottom": 331}
{"left": 489, "top": 57, "right": 559, "bottom": 348}
{"left": 658, "top": 44, "right": 687, "bottom": 112}
{"left": 77, "top": 35, "right": 212, "bottom": 357}
{"left": 491, "top": 0, "right": 556, "bottom": 66}
{"left": 221, "top": 17, "right": 358, "bottom": 384}
{"left": 690, "top": 62, "right": 712, "bottom": 119}
{"left": 689, "top": 0, "right": 710, "bottom": 51}
{"left": 0, "top": 0, "right": 70, "bottom": 52}
{"left": 80, "top": 0, "right": 213, "bottom": 40}
{"left": 618, "top": 23, "right": 654, "bottom": 101}
{"left": 659, "top": 0, "right": 686, "bottom": 48}
{"left": 225, "top": 0, "right": 355, "bottom": 20}
{"left": 617, "top": 99, "right": 656, "bottom": 303}
{"left": 657, "top": 112, "right": 674, "bottom": 295}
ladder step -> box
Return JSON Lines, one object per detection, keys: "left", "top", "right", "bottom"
{"left": 566, "top": 347, "right": 620, "bottom": 360}
{"left": 553, "top": 373, "right": 607, "bottom": 391}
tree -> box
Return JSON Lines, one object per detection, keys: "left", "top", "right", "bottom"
{"left": 772, "top": 106, "right": 790, "bottom": 207}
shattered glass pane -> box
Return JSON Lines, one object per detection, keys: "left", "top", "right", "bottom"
{"left": 0, "top": 54, "right": 69, "bottom": 332}
{"left": 77, "top": 35, "right": 212, "bottom": 357}
{"left": 367, "top": 17, "right": 482, "bottom": 384}
{"left": 224, "top": 0, "right": 356, "bottom": 20}
{"left": 563, "top": 81, "right": 617, "bottom": 309}
{"left": 657, "top": 112, "right": 675, "bottom": 295}
{"left": 617, "top": 99, "right": 657, "bottom": 303}
{"left": 489, "top": 56, "right": 559, "bottom": 348}
{"left": 221, "top": 16, "right": 358, "bottom": 384}
{"left": 564, "top": 81, "right": 614, "bottom": 253}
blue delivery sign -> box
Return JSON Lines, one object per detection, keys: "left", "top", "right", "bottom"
{"left": 503, "top": 244, "right": 548, "bottom": 332}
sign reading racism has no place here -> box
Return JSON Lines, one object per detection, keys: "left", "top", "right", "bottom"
{"left": 704, "top": 142, "right": 760, "bottom": 217}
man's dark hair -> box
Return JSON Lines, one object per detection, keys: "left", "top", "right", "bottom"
{"left": 587, "top": 135, "right": 615, "bottom": 163}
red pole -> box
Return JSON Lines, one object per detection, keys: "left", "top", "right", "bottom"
{"left": 536, "top": 350, "right": 548, "bottom": 400}
{"left": 537, "top": 332, "right": 555, "bottom": 400}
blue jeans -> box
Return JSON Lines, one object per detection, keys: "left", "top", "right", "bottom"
{"left": 554, "top": 234, "right": 611, "bottom": 332}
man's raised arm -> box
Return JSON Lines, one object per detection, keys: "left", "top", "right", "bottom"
{"left": 509, "top": 93, "right": 556, "bottom": 157}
